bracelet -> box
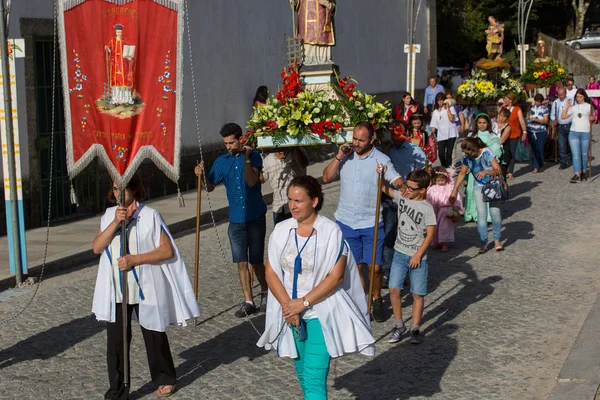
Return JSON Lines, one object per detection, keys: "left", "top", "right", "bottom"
{"left": 335, "top": 157, "right": 342, "bottom": 162}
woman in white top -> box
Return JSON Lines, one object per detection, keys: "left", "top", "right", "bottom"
{"left": 561, "top": 88, "right": 596, "bottom": 182}
{"left": 430, "top": 92, "right": 458, "bottom": 167}
{"left": 257, "top": 175, "right": 374, "bottom": 399}
{"left": 92, "top": 175, "right": 200, "bottom": 399}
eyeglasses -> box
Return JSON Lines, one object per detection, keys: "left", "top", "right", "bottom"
{"left": 403, "top": 183, "right": 421, "bottom": 192}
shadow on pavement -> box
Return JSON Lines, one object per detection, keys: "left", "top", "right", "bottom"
{"left": 0, "top": 314, "right": 103, "bottom": 370}
{"left": 129, "top": 316, "right": 268, "bottom": 399}
{"left": 333, "top": 324, "right": 459, "bottom": 400}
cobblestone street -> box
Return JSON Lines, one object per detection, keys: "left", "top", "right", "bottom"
{"left": 1, "top": 146, "right": 600, "bottom": 399}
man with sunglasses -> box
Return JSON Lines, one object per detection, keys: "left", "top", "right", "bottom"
{"left": 323, "top": 122, "right": 403, "bottom": 322}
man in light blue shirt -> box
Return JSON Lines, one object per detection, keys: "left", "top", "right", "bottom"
{"left": 382, "top": 139, "right": 426, "bottom": 285}
{"left": 550, "top": 88, "right": 572, "bottom": 169}
{"left": 323, "top": 122, "right": 403, "bottom": 322}
{"left": 424, "top": 77, "right": 445, "bottom": 115}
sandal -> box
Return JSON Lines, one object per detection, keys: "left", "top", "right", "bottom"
{"left": 156, "top": 385, "right": 176, "bottom": 398}
{"left": 495, "top": 246, "right": 504, "bottom": 252}
{"left": 478, "top": 246, "right": 488, "bottom": 254}
{"left": 532, "top": 169, "right": 538, "bottom": 174}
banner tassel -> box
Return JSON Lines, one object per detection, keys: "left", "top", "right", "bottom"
{"left": 177, "top": 184, "right": 185, "bottom": 208}
{"left": 70, "top": 181, "right": 79, "bottom": 207}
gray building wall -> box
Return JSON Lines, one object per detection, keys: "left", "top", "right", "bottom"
{"left": 3, "top": 0, "right": 433, "bottom": 232}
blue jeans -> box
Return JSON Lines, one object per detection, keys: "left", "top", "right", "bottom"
{"left": 569, "top": 130, "right": 590, "bottom": 174}
{"left": 389, "top": 251, "right": 428, "bottom": 295}
{"left": 293, "top": 319, "right": 331, "bottom": 400}
{"left": 227, "top": 214, "right": 266, "bottom": 264}
{"left": 528, "top": 129, "right": 547, "bottom": 169}
{"left": 381, "top": 197, "right": 398, "bottom": 273}
{"left": 473, "top": 184, "right": 502, "bottom": 246}
{"left": 557, "top": 124, "right": 571, "bottom": 165}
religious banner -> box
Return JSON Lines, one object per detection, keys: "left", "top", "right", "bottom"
{"left": 57, "top": 0, "right": 183, "bottom": 187}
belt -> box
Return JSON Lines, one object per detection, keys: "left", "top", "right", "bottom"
{"left": 558, "top": 122, "right": 571, "bottom": 126}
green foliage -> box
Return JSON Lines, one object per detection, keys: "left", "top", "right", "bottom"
{"left": 438, "top": 0, "right": 574, "bottom": 67}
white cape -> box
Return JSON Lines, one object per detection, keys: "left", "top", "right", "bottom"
{"left": 92, "top": 204, "right": 200, "bottom": 332}
{"left": 257, "top": 214, "right": 375, "bottom": 358}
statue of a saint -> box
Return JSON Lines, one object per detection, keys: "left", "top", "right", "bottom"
{"left": 537, "top": 36, "right": 546, "bottom": 60}
{"left": 105, "top": 24, "right": 136, "bottom": 105}
{"left": 484, "top": 16, "right": 504, "bottom": 60}
{"left": 290, "top": 0, "right": 336, "bottom": 66}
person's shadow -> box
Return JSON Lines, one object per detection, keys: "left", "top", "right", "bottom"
{"left": 0, "top": 314, "right": 104, "bottom": 370}
{"left": 333, "top": 324, "right": 459, "bottom": 399}
{"left": 335, "top": 257, "right": 501, "bottom": 399}
{"left": 129, "top": 316, "right": 268, "bottom": 399}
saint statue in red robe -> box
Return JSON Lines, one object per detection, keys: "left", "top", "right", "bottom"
{"left": 290, "top": 0, "right": 335, "bottom": 65}
{"left": 105, "top": 24, "right": 136, "bottom": 105}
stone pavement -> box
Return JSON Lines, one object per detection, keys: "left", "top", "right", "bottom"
{"left": 1, "top": 131, "right": 600, "bottom": 399}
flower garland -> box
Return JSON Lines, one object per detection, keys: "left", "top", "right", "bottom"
{"left": 246, "top": 64, "right": 390, "bottom": 146}
{"left": 520, "top": 59, "right": 567, "bottom": 87}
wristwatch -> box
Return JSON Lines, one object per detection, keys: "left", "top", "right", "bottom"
{"left": 302, "top": 297, "right": 310, "bottom": 308}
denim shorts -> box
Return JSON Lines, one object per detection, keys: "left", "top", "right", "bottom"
{"left": 337, "top": 221, "right": 384, "bottom": 265}
{"left": 227, "top": 214, "right": 266, "bottom": 264}
{"left": 389, "top": 251, "right": 428, "bottom": 295}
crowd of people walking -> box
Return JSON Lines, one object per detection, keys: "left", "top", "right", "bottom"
{"left": 92, "top": 76, "right": 597, "bottom": 399}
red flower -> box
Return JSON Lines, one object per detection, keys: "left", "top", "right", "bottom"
{"left": 333, "top": 122, "right": 342, "bottom": 130}
{"left": 309, "top": 121, "right": 326, "bottom": 136}
{"left": 265, "top": 121, "right": 279, "bottom": 130}
{"left": 276, "top": 61, "right": 303, "bottom": 104}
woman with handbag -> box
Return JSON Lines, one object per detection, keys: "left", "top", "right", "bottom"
{"left": 449, "top": 137, "right": 504, "bottom": 254}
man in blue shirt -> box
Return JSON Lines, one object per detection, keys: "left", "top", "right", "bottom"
{"left": 550, "top": 88, "right": 572, "bottom": 169}
{"left": 195, "top": 123, "right": 268, "bottom": 317}
{"left": 382, "top": 137, "right": 426, "bottom": 287}
{"left": 323, "top": 122, "right": 403, "bottom": 322}
{"left": 424, "top": 77, "right": 445, "bottom": 115}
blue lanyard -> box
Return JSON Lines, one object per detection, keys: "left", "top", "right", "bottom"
{"left": 115, "top": 217, "right": 145, "bottom": 301}
{"left": 292, "top": 227, "right": 315, "bottom": 341}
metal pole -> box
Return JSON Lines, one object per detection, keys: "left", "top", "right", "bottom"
{"left": 119, "top": 189, "right": 130, "bottom": 393}
{"left": 0, "top": 1, "right": 22, "bottom": 285}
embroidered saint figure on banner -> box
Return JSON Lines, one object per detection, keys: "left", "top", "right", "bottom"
{"left": 105, "top": 24, "right": 136, "bottom": 105}
{"left": 98, "top": 22, "right": 144, "bottom": 119}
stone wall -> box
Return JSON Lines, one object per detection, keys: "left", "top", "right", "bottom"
{"left": 541, "top": 33, "right": 600, "bottom": 88}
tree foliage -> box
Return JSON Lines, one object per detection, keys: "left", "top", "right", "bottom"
{"left": 437, "top": 0, "right": 577, "bottom": 67}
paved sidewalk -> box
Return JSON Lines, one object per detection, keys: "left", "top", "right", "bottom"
{"left": 0, "top": 158, "right": 333, "bottom": 290}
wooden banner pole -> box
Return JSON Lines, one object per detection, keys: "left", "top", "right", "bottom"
{"left": 193, "top": 170, "right": 202, "bottom": 298}
{"left": 367, "top": 171, "right": 384, "bottom": 316}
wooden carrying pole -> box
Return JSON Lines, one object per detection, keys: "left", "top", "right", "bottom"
{"left": 193, "top": 172, "right": 202, "bottom": 298}
{"left": 589, "top": 123, "right": 593, "bottom": 179}
{"left": 367, "top": 171, "right": 384, "bottom": 315}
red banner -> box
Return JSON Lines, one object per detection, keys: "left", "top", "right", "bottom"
{"left": 58, "top": 0, "right": 182, "bottom": 187}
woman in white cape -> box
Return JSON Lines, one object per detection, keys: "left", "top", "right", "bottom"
{"left": 92, "top": 175, "right": 199, "bottom": 399}
{"left": 257, "top": 175, "right": 374, "bottom": 399}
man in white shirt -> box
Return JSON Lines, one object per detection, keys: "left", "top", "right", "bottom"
{"left": 261, "top": 148, "right": 309, "bottom": 224}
